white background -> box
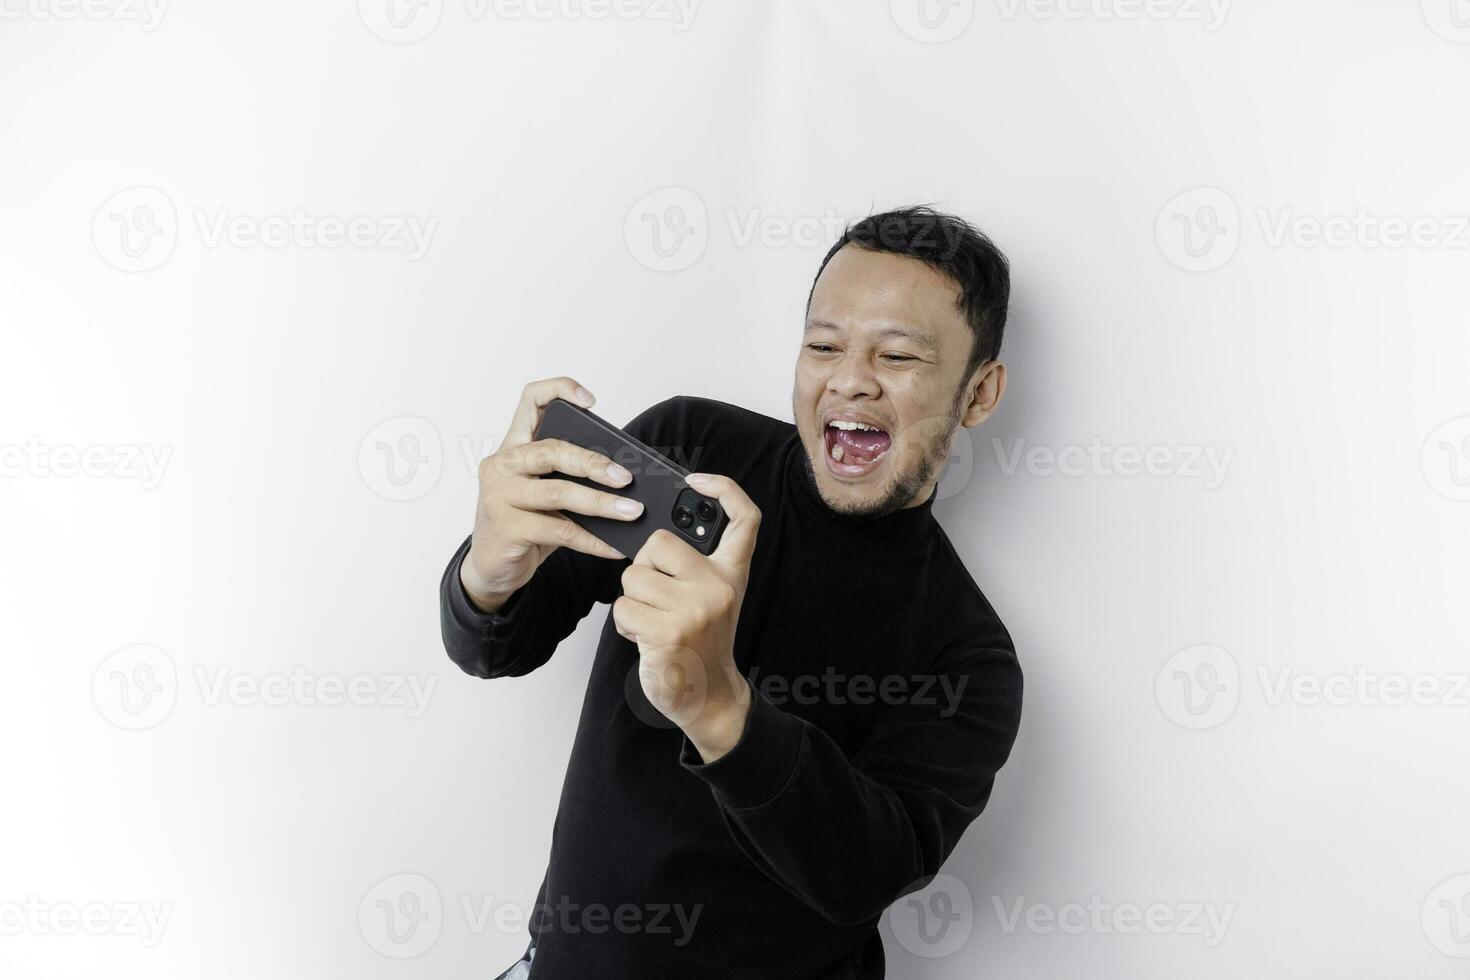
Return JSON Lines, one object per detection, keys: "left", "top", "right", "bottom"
{"left": 3, "top": 1, "right": 1469, "bottom": 977}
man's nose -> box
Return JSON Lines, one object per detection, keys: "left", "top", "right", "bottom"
{"left": 827, "top": 351, "right": 881, "bottom": 400}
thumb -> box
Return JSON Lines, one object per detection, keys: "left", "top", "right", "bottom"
{"left": 684, "top": 472, "right": 760, "bottom": 572}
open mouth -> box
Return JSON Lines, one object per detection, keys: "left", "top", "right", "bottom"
{"left": 821, "top": 418, "right": 893, "bottom": 478}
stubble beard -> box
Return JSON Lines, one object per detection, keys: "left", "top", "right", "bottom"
{"left": 799, "top": 388, "right": 966, "bottom": 518}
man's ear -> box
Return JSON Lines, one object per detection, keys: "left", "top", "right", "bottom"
{"left": 959, "top": 360, "right": 1006, "bottom": 428}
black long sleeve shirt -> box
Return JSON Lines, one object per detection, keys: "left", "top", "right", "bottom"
{"left": 440, "top": 395, "right": 1024, "bottom": 979}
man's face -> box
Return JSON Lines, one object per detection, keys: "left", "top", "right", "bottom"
{"left": 792, "top": 244, "right": 983, "bottom": 517}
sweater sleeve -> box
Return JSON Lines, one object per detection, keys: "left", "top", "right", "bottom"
{"left": 439, "top": 395, "right": 694, "bottom": 679}
{"left": 677, "top": 644, "right": 1023, "bottom": 927}
{"left": 439, "top": 532, "right": 618, "bottom": 678}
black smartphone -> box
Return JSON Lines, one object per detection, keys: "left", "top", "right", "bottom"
{"left": 532, "top": 398, "right": 728, "bottom": 558}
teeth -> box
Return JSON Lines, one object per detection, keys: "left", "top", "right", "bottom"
{"left": 829, "top": 419, "right": 882, "bottom": 432}
{"left": 830, "top": 442, "right": 844, "bottom": 461}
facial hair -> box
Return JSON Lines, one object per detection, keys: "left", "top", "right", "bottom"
{"left": 801, "top": 387, "right": 966, "bottom": 519}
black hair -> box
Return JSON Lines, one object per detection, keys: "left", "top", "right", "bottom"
{"left": 806, "top": 205, "right": 1011, "bottom": 379}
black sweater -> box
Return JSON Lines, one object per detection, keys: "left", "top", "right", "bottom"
{"left": 440, "top": 395, "right": 1024, "bottom": 979}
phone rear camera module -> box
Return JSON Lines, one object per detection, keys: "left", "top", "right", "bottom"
{"left": 672, "top": 487, "right": 719, "bottom": 548}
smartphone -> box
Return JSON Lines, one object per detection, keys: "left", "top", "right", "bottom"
{"left": 532, "top": 398, "right": 729, "bottom": 558}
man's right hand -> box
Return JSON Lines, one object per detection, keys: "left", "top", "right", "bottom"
{"left": 460, "top": 377, "right": 645, "bottom": 614}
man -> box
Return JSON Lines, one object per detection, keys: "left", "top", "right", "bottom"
{"left": 441, "top": 206, "right": 1024, "bottom": 978}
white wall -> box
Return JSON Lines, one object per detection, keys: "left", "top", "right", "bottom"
{"left": 3, "top": 2, "right": 1468, "bottom": 977}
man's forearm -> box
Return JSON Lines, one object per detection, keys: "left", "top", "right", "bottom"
{"left": 684, "top": 676, "right": 754, "bottom": 764}
{"left": 440, "top": 536, "right": 545, "bottom": 679}
{"left": 459, "top": 552, "right": 514, "bottom": 614}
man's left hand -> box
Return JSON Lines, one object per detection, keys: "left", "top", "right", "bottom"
{"left": 612, "top": 472, "right": 762, "bottom": 762}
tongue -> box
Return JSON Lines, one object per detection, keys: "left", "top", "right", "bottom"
{"left": 834, "top": 427, "right": 891, "bottom": 461}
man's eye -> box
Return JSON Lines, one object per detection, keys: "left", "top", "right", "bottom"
{"left": 882, "top": 354, "right": 916, "bottom": 363}
{"left": 806, "top": 344, "right": 836, "bottom": 353}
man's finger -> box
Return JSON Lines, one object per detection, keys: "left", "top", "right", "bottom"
{"left": 620, "top": 563, "right": 681, "bottom": 612}
{"left": 497, "top": 439, "right": 630, "bottom": 488}
{"left": 501, "top": 376, "right": 596, "bottom": 448}
{"left": 632, "top": 528, "right": 703, "bottom": 579}
{"left": 519, "top": 512, "right": 625, "bottom": 561}
{"left": 612, "top": 595, "right": 660, "bottom": 644}
{"left": 684, "top": 472, "right": 761, "bottom": 571}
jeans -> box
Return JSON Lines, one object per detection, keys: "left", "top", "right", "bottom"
{"left": 493, "top": 940, "right": 536, "bottom": 980}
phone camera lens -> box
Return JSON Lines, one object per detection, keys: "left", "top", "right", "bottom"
{"left": 696, "top": 500, "right": 717, "bottom": 522}
{"left": 673, "top": 506, "right": 694, "bottom": 528}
